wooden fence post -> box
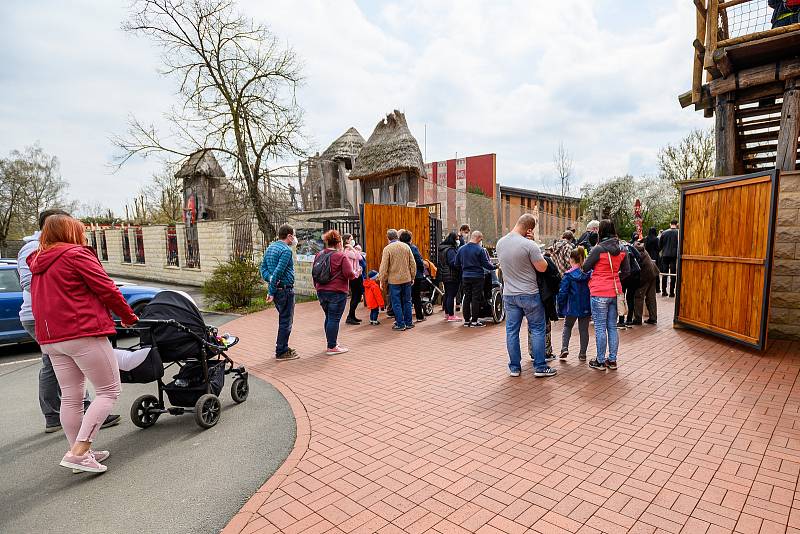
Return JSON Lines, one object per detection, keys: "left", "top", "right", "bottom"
{"left": 714, "top": 91, "right": 738, "bottom": 176}
{"left": 777, "top": 78, "right": 800, "bottom": 171}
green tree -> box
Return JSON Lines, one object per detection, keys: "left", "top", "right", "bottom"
{"left": 657, "top": 128, "right": 715, "bottom": 187}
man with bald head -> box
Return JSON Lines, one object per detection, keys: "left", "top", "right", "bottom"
{"left": 455, "top": 230, "right": 496, "bottom": 327}
{"left": 496, "top": 214, "right": 554, "bottom": 378}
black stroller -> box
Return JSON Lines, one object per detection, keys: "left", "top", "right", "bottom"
{"left": 121, "top": 291, "right": 249, "bottom": 429}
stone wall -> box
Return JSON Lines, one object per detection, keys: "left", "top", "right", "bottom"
{"left": 88, "top": 218, "right": 319, "bottom": 296}
{"left": 770, "top": 171, "right": 800, "bottom": 341}
{"left": 90, "top": 220, "right": 234, "bottom": 287}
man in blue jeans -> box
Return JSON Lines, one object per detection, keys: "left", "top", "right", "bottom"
{"left": 261, "top": 224, "right": 299, "bottom": 360}
{"left": 495, "top": 214, "right": 554, "bottom": 377}
{"left": 378, "top": 229, "right": 416, "bottom": 331}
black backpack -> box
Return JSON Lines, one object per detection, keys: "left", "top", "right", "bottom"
{"left": 312, "top": 250, "right": 334, "bottom": 285}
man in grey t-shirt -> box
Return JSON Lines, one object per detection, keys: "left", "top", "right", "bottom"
{"left": 495, "top": 214, "right": 553, "bottom": 378}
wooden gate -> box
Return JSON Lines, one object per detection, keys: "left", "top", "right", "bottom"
{"left": 675, "top": 170, "right": 779, "bottom": 350}
{"left": 362, "top": 204, "right": 430, "bottom": 272}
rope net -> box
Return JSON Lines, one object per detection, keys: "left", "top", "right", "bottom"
{"left": 721, "top": 1, "right": 772, "bottom": 39}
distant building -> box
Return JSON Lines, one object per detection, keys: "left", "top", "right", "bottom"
{"left": 497, "top": 185, "right": 582, "bottom": 242}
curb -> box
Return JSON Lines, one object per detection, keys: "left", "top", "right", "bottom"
{"left": 220, "top": 373, "right": 311, "bottom": 534}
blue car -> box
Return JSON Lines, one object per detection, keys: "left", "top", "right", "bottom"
{"left": 0, "top": 261, "right": 162, "bottom": 345}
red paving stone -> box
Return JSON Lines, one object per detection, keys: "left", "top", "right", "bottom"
{"left": 221, "top": 297, "right": 800, "bottom": 533}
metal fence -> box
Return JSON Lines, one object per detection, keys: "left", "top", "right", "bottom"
{"left": 184, "top": 225, "right": 200, "bottom": 268}
{"left": 323, "top": 216, "right": 362, "bottom": 246}
{"left": 134, "top": 226, "right": 145, "bottom": 264}
{"left": 165, "top": 225, "right": 179, "bottom": 267}
{"left": 121, "top": 228, "right": 132, "bottom": 263}
{"left": 429, "top": 215, "right": 442, "bottom": 262}
{"left": 231, "top": 217, "right": 254, "bottom": 261}
{"left": 98, "top": 230, "right": 109, "bottom": 261}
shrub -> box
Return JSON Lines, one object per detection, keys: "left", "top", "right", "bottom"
{"left": 202, "top": 258, "right": 263, "bottom": 309}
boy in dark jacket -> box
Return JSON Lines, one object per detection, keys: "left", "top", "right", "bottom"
{"left": 633, "top": 242, "right": 659, "bottom": 325}
{"left": 557, "top": 246, "right": 591, "bottom": 360}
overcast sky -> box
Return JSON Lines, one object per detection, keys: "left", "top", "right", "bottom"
{"left": 0, "top": 0, "right": 708, "bottom": 213}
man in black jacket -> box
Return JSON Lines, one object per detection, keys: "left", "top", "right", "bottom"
{"left": 659, "top": 219, "right": 679, "bottom": 298}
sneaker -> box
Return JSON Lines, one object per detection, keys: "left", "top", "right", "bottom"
{"left": 45, "top": 424, "right": 62, "bottom": 434}
{"left": 462, "top": 321, "right": 473, "bottom": 328}
{"left": 588, "top": 359, "right": 606, "bottom": 370}
{"left": 508, "top": 369, "right": 521, "bottom": 377}
{"left": 100, "top": 414, "right": 121, "bottom": 429}
{"left": 629, "top": 319, "right": 643, "bottom": 326}
{"left": 446, "top": 315, "right": 461, "bottom": 322}
{"left": 60, "top": 451, "right": 107, "bottom": 473}
{"left": 405, "top": 324, "right": 415, "bottom": 330}
{"left": 392, "top": 324, "right": 405, "bottom": 331}
{"left": 545, "top": 353, "right": 556, "bottom": 362}
{"left": 616, "top": 324, "right": 628, "bottom": 330}
{"left": 345, "top": 318, "right": 360, "bottom": 325}
{"left": 91, "top": 450, "right": 110, "bottom": 463}
{"left": 472, "top": 321, "right": 486, "bottom": 328}
{"left": 606, "top": 360, "right": 618, "bottom": 370}
{"left": 416, "top": 316, "right": 426, "bottom": 323}
{"left": 326, "top": 346, "right": 349, "bottom": 355}
{"left": 559, "top": 350, "right": 569, "bottom": 360}
{"left": 645, "top": 319, "right": 657, "bottom": 325}
{"left": 276, "top": 350, "right": 299, "bottom": 361}
{"left": 370, "top": 320, "right": 380, "bottom": 325}
{"left": 578, "top": 353, "right": 587, "bottom": 361}
{"left": 534, "top": 367, "right": 557, "bottom": 378}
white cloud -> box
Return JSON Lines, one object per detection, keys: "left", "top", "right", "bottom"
{"left": 0, "top": 0, "right": 709, "bottom": 212}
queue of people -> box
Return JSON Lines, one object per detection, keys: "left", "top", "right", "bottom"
{"left": 259, "top": 215, "right": 678, "bottom": 382}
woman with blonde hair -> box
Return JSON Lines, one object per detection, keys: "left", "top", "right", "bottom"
{"left": 29, "top": 214, "right": 138, "bottom": 473}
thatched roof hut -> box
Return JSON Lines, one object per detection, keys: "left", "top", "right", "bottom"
{"left": 349, "top": 110, "right": 425, "bottom": 182}
{"left": 175, "top": 149, "right": 226, "bottom": 179}
{"left": 321, "top": 127, "right": 365, "bottom": 163}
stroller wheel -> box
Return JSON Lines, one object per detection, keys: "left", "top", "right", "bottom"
{"left": 131, "top": 394, "right": 161, "bottom": 428}
{"left": 194, "top": 394, "right": 222, "bottom": 429}
{"left": 423, "top": 301, "right": 434, "bottom": 317}
{"left": 231, "top": 377, "right": 249, "bottom": 404}
{"left": 491, "top": 290, "right": 505, "bottom": 324}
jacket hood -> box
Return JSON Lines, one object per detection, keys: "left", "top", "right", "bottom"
{"left": 28, "top": 244, "right": 82, "bottom": 275}
{"left": 566, "top": 267, "right": 590, "bottom": 281}
{"left": 23, "top": 231, "right": 41, "bottom": 243}
{"left": 596, "top": 237, "right": 624, "bottom": 256}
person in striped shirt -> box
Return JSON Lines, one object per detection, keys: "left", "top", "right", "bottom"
{"left": 260, "top": 224, "right": 299, "bottom": 360}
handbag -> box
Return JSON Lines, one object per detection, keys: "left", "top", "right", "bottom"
{"left": 608, "top": 252, "right": 628, "bottom": 317}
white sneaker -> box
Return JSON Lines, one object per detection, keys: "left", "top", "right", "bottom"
{"left": 508, "top": 369, "right": 521, "bottom": 377}
{"left": 326, "top": 346, "right": 349, "bottom": 355}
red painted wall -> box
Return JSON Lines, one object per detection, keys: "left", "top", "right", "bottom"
{"left": 425, "top": 153, "right": 496, "bottom": 198}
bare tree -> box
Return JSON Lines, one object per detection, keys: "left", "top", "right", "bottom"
{"left": 140, "top": 165, "right": 183, "bottom": 223}
{"left": 0, "top": 144, "right": 70, "bottom": 251}
{"left": 553, "top": 142, "right": 573, "bottom": 198}
{"left": 657, "top": 128, "right": 715, "bottom": 187}
{"left": 114, "top": 0, "right": 305, "bottom": 239}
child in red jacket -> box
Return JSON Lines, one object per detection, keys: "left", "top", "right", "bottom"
{"left": 363, "top": 270, "right": 385, "bottom": 325}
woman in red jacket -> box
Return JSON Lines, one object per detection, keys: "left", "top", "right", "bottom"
{"left": 29, "top": 215, "right": 138, "bottom": 473}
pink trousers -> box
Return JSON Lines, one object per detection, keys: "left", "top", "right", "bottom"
{"left": 43, "top": 337, "right": 120, "bottom": 446}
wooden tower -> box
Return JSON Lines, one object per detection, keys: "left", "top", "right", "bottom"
{"left": 679, "top": 0, "right": 800, "bottom": 174}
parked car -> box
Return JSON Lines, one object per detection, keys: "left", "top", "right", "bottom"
{"left": 0, "top": 262, "right": 163, "bottom": 345}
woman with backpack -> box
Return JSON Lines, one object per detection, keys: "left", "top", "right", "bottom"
{"left": 312, "top": 230, "right": 357, "bottom": 355}
{"left": 437, "top": 232, "right": 461, "bottom": 322}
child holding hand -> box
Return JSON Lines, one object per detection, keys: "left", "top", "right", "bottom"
{"left": 363, "top": 270, "right": 385, "bottom": 325}
{"left": 556, "top": 246, "right": 591, "bottom": 360}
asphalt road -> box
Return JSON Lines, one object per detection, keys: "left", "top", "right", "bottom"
{"left": 0, "top": 314, "right": 295, "bottom": 534}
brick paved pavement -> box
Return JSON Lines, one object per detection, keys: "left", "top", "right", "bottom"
{"left": 222, "top": 297, "right": 800, "bottom": 534}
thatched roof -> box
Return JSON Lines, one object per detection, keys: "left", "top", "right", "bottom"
{"left": 349, "top": 110, "right": 425, "bottom": 181}
{"left": 321, "top": 127, "right": 365, "bottom": 162}
{"left": 175, "top": 150, "right": 226, "bottom": 179}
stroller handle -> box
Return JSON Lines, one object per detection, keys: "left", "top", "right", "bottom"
{"left": 132, "top": 319, "right": 228, "bottom": 351}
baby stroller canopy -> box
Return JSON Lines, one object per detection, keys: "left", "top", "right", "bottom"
{"left": 138, "top": 290, "right": 208, "bottom": 362}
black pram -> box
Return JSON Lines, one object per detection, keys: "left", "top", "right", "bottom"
{"left": 120, "top": 290, "right": 249, "bottom": 429}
